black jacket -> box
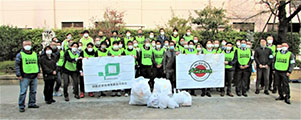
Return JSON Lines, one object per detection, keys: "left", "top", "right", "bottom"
{"left": 39, "top": 53, "right": 57, "bottom": 80}
{"left": 254, "top": 47, "right": 273, "bottom": 68}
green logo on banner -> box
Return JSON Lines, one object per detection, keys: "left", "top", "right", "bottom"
{"left": 98, "top": 63, "right": 120, "bottom": 80}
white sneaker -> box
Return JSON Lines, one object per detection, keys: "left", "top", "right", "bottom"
{"left": 124, "top": 93, "right": 129, "bottom": 97}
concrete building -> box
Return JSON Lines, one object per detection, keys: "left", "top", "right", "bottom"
{"left": 0, "top": 0, "right": 300, "bottom": 32}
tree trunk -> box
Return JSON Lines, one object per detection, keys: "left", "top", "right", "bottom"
{"left": 277, "top": 1, "right": 289, "bottom": 43}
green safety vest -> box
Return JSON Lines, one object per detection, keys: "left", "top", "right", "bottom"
{"left": 274, "top": 51, "right": 291, "bottom": 71}
{"left": 20, "top": 51, "right": 39, "bottom": 74}
{"left": 64, "top": 50, "right": 79, "bottom": 72}
{"left": 135, "top": 36, "right": 145, "bottom": 48}
{"left": 153, "top": 48, "right": 164, "bottom": 65}
{"left": 237, "top": 48, "right": 251, "bottom": 65}
{"left": 184, "top": 48, "right": 197, "bottom": 54}
{"left": 183, "top": 35, "right": 193, "bottom": 41}
{"left": 100, "top": 36, "right": 107, "bottom": 43}
{"left": 223, "top": 50, "right": 235, "bottom": 69}
{"left": 125, "top": 49, "right": 138, "bottom": 65}
{"left": 57, "top": 50, "right": 65, "bottom": 67}
{"left": 268, "top": 45, "right": 276, "bottom": 56}
{"left": 171, "top": 35, "right": 180, "bottom": 44}
{"left": 80, "top": 37, "right": 93, "bottom": 50}
{"left": 109, "top": 48, "right": 122, "bottom": 56}
{"left": 214, "top": 48, "right": 222, "bottom": 54}
{"left": 203, "top": 48, "right": 216, "bottom": 54}
{"left": 110, "top": 37, "right": 121, "bottom": 46}
{"left": 83, "top": 50, "right": 95, "bottom": 58}
{"left": 63, "top": 40, "right": 69, "bottom": 51}
{"left": 124, "top": 37, "right": 134, "bottom": 47}
{"left": 97, "top": 49, "right": 108, "bottom": 57}
{"left": 141, "top": 47, "right": 153, "bottom": 66}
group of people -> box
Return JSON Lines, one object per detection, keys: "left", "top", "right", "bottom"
{"left": 15, "top": 28, "right": 295, "bottom": 112}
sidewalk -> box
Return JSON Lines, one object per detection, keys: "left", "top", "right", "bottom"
{"left": 0, "top": 83, "right": 300, "bottom": 119}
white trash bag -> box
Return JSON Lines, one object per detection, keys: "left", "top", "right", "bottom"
{"left": 129, "top": 77, "right": 152, "bottom": 105}
{"left": 147, "top": 93, "right": 159, "bottom": 108}
{"left": 153, "top": 78, "right": 172, "bottom": 96}
{"left": 172, "top": 90, "right": 192, "bottom": 107}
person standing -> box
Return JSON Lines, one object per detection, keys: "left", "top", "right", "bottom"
{"left": 62, "top": 42, "right": 82, "bottom": 101}
{"left": 79, "top": 30, "right": 93, "bottom": 50}
{"left": 254, "top": 39, "right": 273, "bottom": 95}
{"left": 156, "top": 28, "right": 169, "bottom": 45}
{"left": 170, "top": 28, "right": 180, "bottom": 44}
{"left": 183, "top": 29, "right": 193, "bottom": 42}
{"left": 135, "top": 29, "right": 145, "bottom": 48}
{"left": 140, "top": 39, "right": 155, "bottom": 89}
{"left": 15, "top": 40, "right": 40, "bottom": 112}
{"left": 235, "top": 40, "right": 252, "bottom": 97}
{"left": 221, "top": 42, "right": 237, "bottom": 97}
{"left": 40, "top": 46, "right": 57, "bottom": 104}
{"left": 153, "top": 40, "right": 165, "bottom": 78}
{"left": 274, "top": 42, "right": 295, "bottom": 104}
{"left": 163, "top": 41, "right": 178, "bottom": 90}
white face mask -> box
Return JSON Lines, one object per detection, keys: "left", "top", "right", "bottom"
{"left": 46, "top": 50, "right": 52, "bottom": 55}
{"left": 95, "top": 41, "right": 101, "bottom": 45}
{"left": 101, "top": 45, "right": 106, "bottom": 49}
{"left": 194, "top": 40, "right": 198, "bottom": 43}
{"left": 57, "top": 46, "right": 61, "bottom": 50}
{"left": 152, "top": 43, "right": 156, "bottom": 46}
{"left": 221, "top": 42, "right": 226, "bottom": 46}
{"left": 67, "top": 36, "right": 72, "bottom": 40}
{"left": 247, "top": 45, "right": 251, "bottom": 49}
{"left": 173, "top": 32, "right": 178, "bottom": 35}
{"left": 226, "top": 47, "right": 232, "bottom": 51}
{"left": 78, "top": 46, "right": 82, "bottom": 50}
{"left": 207, "top": 44, "right": 213, "bottom": 48}
{"left": 128, "top": 45, "right": 133, "bottom": 49}
{"left": 267, "top": 40, "right": 273, "bottom": 44}
{"left": 180, "top": 41, "right": 184, "bottom": 45}
{"left": 84, "top": 33, "right": 89, "bottom": 38}
{"left": 87, "top": 48, "right": 93, "bottom": 52}
{"left": 184, "top": 45, "right": 188, "bottom": 49}
{"left": 164, "top": 43, "right": 169, "bottom": 46}
{"left": 133, "top": 43, "right": 138, "bottom": 47}
{"left": 236, "top": 42, "right": 241, "bottom": 46}
{"left": 119, "top": 44, "right": 123, "bottom": 48}
{"left": 145, "top": 43, "right": 150, "bottom": 47}
{"left": 126, "top": 33, "right": 131, "bottom": 37}
{"left": 24, "top": 45, "right": 32, "bottom": 51}
{"left": 149, "top": 35, "right": 154, "bottom": 38}
{"left": 187, "top": 32, "right": 191, "bottom": 36}
{"left": 282, "top": 47, "right": 288, "bottom": 51}
{"left": 113, "top": 45, "right": 119, "bottom": 50}
{"left": 197, "top": 48, "right": 202, "bottom": 51}
{"left": 160, "top": 32, "right": 165, "bottom": 35}
{"left": 189, "top": 45, "right": 194, "bottom": 49}
{"left": 277, "top": 48, "right": 282, "bottom": 51}
{"left": 72, "top": 48, "right": 77, "bottom": 52}
{"left": 156, "top": 45, "right": 161, "bottom": 49}
{"left": 214, "top": 44, "right": 219, "bottom": 48}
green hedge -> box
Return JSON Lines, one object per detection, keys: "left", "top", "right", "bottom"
{"left": 0, "top": 25, "right": 300, "bottom": 61}
{"left": 0, "top": 60, "right": 15, "bottom": 74}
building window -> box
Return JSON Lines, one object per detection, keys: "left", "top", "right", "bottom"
{"left": 232, "top": 22, "right": 255, "bottom": 32}
{"left": 267, "top": 23, "right": 300, "bottom": 33}
{"left": 62, "top": 22, "right": 83, "bottom": 29}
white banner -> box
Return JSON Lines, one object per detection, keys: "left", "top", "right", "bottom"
{"left": 176, "top": 54, "right": 225, "bottom": 89}
{"left": 83, "top": 56, "right": 135, "bottom": 92}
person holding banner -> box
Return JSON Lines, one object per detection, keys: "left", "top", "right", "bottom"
{"left": 163, "top": 41, "right": 178, "bottom": 90}
{"left": 140, "top": 38, "right": 155, "bottom": 89}
{"left": 78, "top": 43, "right": 97, "bottom": 98}
{"left": 200, "top": 40, "right": 216, "bottom": 97}
{"left": 153, "top": 40, "right": 165, "bottom": 78}
{"left": 221, "top": 42, "right": 237, "bottom": 97}
{"left": 196, "top": 43, "right": 203, "bottom": 54}
{"left": 108, "top": 41, "right": 123, "bottom": 97}
{"left": 97, "top": 41, "right": 109, "bottom": 57}
{"left": 62, "top": 42, "right": 82, "bottom": 101}
{"left": 235, "top": 39, "right": 252, "bottom": 97}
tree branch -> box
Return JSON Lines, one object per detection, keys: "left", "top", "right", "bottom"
{"left": 261, "top": 0, "right": 278, "bottom": 16}
{"left": 286, "top": 5, "right": 301, "bottom": 21}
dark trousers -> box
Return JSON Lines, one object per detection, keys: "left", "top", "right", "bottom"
{"left": 256, "top": 68, "right": 270, "bottom": 91}
{"left": 62, "top": 72, "right": 80, "bottom": 97}
{"left": 153, "top": 67, "right": 164, "bottom": 78}
{"left": 44, "top": 80, "right": 55, "bottom": 102}
{"left": 268, "top": 67, "right": 276, "bottom": 90}
{"left": 80, "top": 76, "right": 85, "bottom": 93}
{"left": 236, "top": 68, "right": 249, "bottom": 94}
{"left": 221, "top": 69, "right": 234, "bottom": 93}
{"left": 166, "top": 71, "right": 175, "bottom": 90}
{"left": 246, "top": 71, "right": 252, "bottom": 91}
{"left": 140, "top": 65, "right": 155, "bottom": 89}
{"left": 54, "top": 72, "right": 62, "bottom": 92}
{"left": 275, "top": 71, "right": 290, "bottom": 98}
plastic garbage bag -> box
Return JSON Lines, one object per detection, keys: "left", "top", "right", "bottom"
{"left": 172, "top": 90, "right": 192, "bottom": 107}
{"left": 129, "top": 77, "right": 151, "bottom": 105}
{"left": 153, "top": 78, "right": 172, "bottom": 96}
{"left": 147, "top": 93, "right": 159, "bottom": 108}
